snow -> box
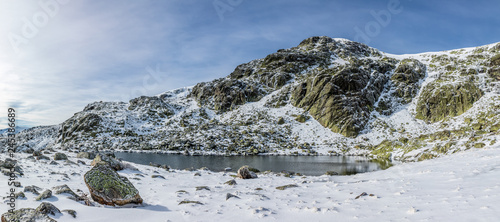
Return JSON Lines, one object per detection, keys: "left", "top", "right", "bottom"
{"left": 2, "top": 144, "right": 500, "bottom": 221}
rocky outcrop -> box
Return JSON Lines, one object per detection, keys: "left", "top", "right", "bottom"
{"left": 190, "top": 78, "right": 266, "bottom": 112}
{"left": 84, "top": 164, "right": 142, "bottom": 206}
{"left": 59, "top": 113, "right": 102, "bottom": 142}
{"left": 390, "top": 59, "right": 427, "bottom": 102}
{"left": 416, "top": 82, "right": 483, "bottom": 122}
{"left": 291, "top": 63, "right": 391, "bottom": 137}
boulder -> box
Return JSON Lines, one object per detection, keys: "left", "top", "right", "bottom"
{"left": 53, "top": 153, "right": 68, "bottom": 160}
{"left": 90, "top": 153, "right": 123, "bottom": 171}
{"left": 1, "top": 208, "right": 56, "bottom": 222}
{"left": 84, "top": 164, "right": 142, "bottom": 206}
{"left": 237, "top": 166, "right": 258, "bottom": 179}
{"left": 76, "top": 152, "right": 96, "bottom": 159}
{"left": 35, "top": 190, "right": 52, "bottom": 201}
{"left": 35, "top": 202, "right": 61, "bottom": 216}
{"left": 52, "top": 184, "right": 78, "bottom": 198}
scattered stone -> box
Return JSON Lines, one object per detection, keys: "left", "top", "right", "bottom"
{"left": 52, "top": 184, "right": 78, "bottom": 198}
{"left": 151, "top": 175, "right": 166, "bottom": 179}
{"left": 53, "top": 152, "right": 68, "bottom": 160}
{"left": 49, "top": 161, "right": 59, "bottom": 165}
{"left": 194, "top": 172, "right": 201, "bottom": 176}
{"left": 77, "top": 152, "right": 96, "bottom": 159}
{"left": 226, "top": 193, "right": 240, "bottom": 200}
{"left": 77, "top": 160, "right": 86, "bottom": 165}
{"left": 237, "top": 166, "right": 258, "bottom": 179}
{"left": 84, "top": 164, "right": 142, "bottom": 206}
{"left": 149, "top": 162, "right": 160, "bottom": 167}
{"left": 176, "top": 190, "right": 188, "bottom": 193}
{"left": 224, "top": 179, "right": 237, "bottom": 185}
{"left": 62, "top": 209, "right": 77, "bottom": 218}
{"left": 1, "top": 158, "right": 16, "bottom": 168}
{"left": 64, "top": 160, "right": 78, "bottom": 165}
{"left": 24, "top": 185, "right": 42, "bottom": 195}
{"left": 35, "top": 202, "right": 61, "bottom": 216}
{"left": 199, "top": 167, "right": 209, "bottom": 171}
{"left": 276, "top": 184, "right": 298, "bottom": 190}
{"left": 36, "top": 155, "right": 51, "bottom": 161}
{"left": 33, "top": 150, "right": 42, "bottom": 156}
{"left": 1, "top": 208, "right": 56, "bottom": 222}
{"left": 255, "top": 188, "right": 263, "bottom": 191}
{"left": 160, "top": 164, "right": 170, "bottom": 170}
{"left": 325, "top": 171, "right": 339, "bottom": 176}
{"left": 196, "top": 186, "right": 210, "bottom": 191}
{"left": 35, "top": 190, "right": 53, "bottom": 201}
{"left": 355, "top": 192, "right": 368, "bottom": 199}
{"left": 178, "top": 200, "right": 203, "bottom": 205}
{"left": 224, "top": 167, "right": 232, "bottom": 171}
{"left": 14, "top": 191, "right": 26, "bottom": 199}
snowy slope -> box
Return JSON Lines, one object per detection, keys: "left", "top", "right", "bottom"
{"left": 1, "top": 144, "right": 499, "bottom": 221}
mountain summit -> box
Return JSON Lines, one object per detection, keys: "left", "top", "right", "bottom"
{"left": 4, "top": 36, "right": 500, "bottom": 161}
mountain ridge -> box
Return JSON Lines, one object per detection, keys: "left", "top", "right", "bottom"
{"left": 2, "top": 36, "right": 499, "bottom": 162}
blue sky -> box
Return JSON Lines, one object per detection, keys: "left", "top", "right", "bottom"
{"left": 1, "top": 0, "right": 499, "bottom": 128}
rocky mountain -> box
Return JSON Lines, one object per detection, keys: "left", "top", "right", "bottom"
{"left": 2, "top": 36, "right": 500, "bottom": 161}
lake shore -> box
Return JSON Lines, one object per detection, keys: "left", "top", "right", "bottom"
{"left": 1, "top": 145, "right": 500, "bottom": 221}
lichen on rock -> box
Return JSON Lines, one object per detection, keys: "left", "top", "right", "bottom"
{"left": 83, "top": 164, "right": 142, "bottom": 206}
{"left": 416, "top": 81, "right": 483, "bottom": 122}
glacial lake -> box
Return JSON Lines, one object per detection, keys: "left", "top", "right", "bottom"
{"left": 114, "top": 152, "right": 390, "bottom": 176}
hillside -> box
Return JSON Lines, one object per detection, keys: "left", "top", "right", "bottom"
{"left": 3, "top": 36, "right": 500, "bottom": 162}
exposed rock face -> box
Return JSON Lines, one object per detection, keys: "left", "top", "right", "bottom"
{"left": 60, "top": 113, "right": 102, "bottom": 142}
{"left": 190, "top": 78, "right": 266, "bottom": 112}
{"left": 390, "top": 59, "right": 427, "bottom": 102}
{"left": 237, "top": 166, "right": 258, "bottom": 179}
{"left": 416, "top": 82, "right": 483, "bottom": 122}
{"left": 291, "top": 64, "right": 391, "bottom": 137}
{"left": 84, "top": 164, "right": 142, "bottom": 206}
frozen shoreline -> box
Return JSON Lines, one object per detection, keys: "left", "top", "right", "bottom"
{"left": 1, "top": 145, "right": 500, "bottom": 221}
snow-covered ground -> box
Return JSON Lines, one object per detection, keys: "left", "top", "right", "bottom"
{"left": 2, "top": 144, "right": 499, "bottom": 221}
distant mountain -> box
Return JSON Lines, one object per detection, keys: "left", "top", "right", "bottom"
{"left": 3, "top": 36, "right": 499, "bottom": 161}
{"left": 0, "top": 126, "right": 28, "bottom": 136}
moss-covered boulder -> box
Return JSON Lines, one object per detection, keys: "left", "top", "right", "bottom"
{"left": 416, "top": 82, "right": 483, "bottom": 122}
{"left": 84, "top": 164, "right": 142, "bottom": 206}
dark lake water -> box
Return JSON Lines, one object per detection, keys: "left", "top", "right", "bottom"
{"left": 115, "top": 152, "right": 390, "bottom": 176}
